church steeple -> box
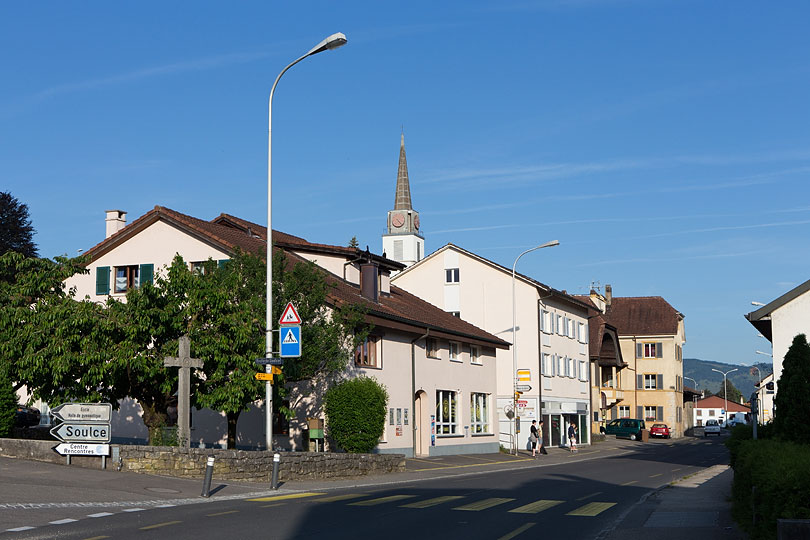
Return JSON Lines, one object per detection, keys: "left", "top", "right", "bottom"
{"left": 382, "top": 132, "right": 424, "bottom": 268}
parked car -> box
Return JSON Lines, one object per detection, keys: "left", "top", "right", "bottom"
{"left": 704, "top": 419, "right": 721, "bottom": 436}
{"left": 650, "top": 423, "right": 671, "bottom": 438}
{"left": 14, "top": 405, "right": 41, "bottom": 428}
{"left": 604, "top": 418, "right": 646, "bottom": 441}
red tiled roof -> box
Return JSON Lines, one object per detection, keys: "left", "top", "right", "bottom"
{"left": 602, "top": 296, "right": 682, "bottom": 336}
{"left": 695, "top": 395, "right": 750, "bottom": 412}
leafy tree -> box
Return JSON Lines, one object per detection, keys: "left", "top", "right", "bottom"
{"left": 773, "top": 334, "right": 810, "bottom": 444}
{"left": 0, "top": 370, "right": 16, "bottom": 437}
{"left": 348, "top": 236, "right": 359, "bottom": 249}
{"left": 0, "top": 192, "right": 37, "bottom": 258}
{"left": 324, "top": 376, "right": 388, "bottom": 453}
{"left": 715, "top": 378, "right": 744, "bottom": 405}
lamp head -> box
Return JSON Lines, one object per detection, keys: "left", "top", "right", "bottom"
{"left": 308, "top": 32, "right": 348, "bottom": 56}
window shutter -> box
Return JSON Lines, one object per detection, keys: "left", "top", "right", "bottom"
{"left": 139, "top": 264, "right": 154, "bottom": 286}
{"left": 585, "top": 324, "right": 589, "bottom": 343}
{"left": 656, "top": 342, "right": 663, "bottom": 358}
{"left": 551, "top": 355, "right": 556, "bottom": 377}
{"left": 96, "top": 266, "right": 110, "bottom": 295}
{"left": 657, "top": 406, "right": 664, "bottom": 421}
{"left": 541, "top": 355, "right": 546, "bottom": 376}
{"left": 539, "top": 310, "right": 545, "bottom": 333}
{"left": 636, "top": 374, "right": 643, "bottom": 390}
{"left": 572, "top": 359, "right": 577, "bottom": 379}
{"left": 657, "top": 374, "right": 663, "bottom": 390}
{"left": 218, "top": 259, "right": 228, "bottom": 269}
{"left": 636, "top": 343, "right": 643, "bottom": 358}
{"left": 636, "top": 406, "right": 643, "bottom": 419}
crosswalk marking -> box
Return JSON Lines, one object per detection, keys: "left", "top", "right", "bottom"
{"left": 247, "top": 492, "right": 325, "bottom": 502}
{"left": 350, "top": 495, "right": 416, "bottom": 506}
{"left": 508, "top": 499, "right": 564, "bottom": 514}
{"left": 498, "top": 522, "right": 536, "bottom": 540}
{"left": 566, "top": 502, "right": 616, "bottom": 516}
{"left": 453, "top": 498, "right": 515, "bottom": 511}
{"left": 401, "top": 496, "right": 465, "bottom": 508}
{"left": 314, "top": 493, "right": 369, "bottom": 503}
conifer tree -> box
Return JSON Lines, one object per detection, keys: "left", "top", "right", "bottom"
{"left": 773, "top": 333, "right": 810, "bottom": 444}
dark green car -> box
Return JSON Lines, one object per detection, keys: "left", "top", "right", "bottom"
{"left": 604, "top": 418, "right": 646, "bottom": 441}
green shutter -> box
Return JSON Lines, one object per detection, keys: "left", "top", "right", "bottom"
{"left": 636, "top": 343, "right": 643, "bottom": 358}
{"left": 656, "top": 342, "right": 663, "bottom": 358}
{"left": 139, "top": 263, "right": 154, "bottom": 286}
{"left": 218, "top": 259, "right": 228, "bottom": 269}
{"left": 96, "top": 266, "right": 110, "bottom": 295}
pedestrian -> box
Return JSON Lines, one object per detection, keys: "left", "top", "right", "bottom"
{"left": 568, "top": 422, "right": 578, "bottom": 453}
{"left": 538, "top": 419, "right": 548, "bottom": 454}
{"left": 530, "top": 420, "right": 539, "bottom": 457}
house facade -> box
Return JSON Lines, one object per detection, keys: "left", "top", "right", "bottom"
{"left": 64, "top": 207, "right": 508, "bottom": 456}
{"left": 391, "top": 244, "right": 593, "bottom": 450}
{"left": 694, "top": 395, "right": 750, "bottom": 427}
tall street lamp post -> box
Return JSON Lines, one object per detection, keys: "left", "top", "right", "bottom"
{"left": 265, "top": 32, "right": 347, "bottom": 450}
{"left": 511, "top": 240, "right": 559, "bottom": 455}
{"left": 711, "top": 367, "right": 738, "bottom": 427}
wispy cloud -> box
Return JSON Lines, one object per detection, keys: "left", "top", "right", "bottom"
{"left": 574, "top": 247, "right": 775, "bottom": 268}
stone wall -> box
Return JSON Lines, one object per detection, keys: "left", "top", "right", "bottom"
{"left": 0, "top": 439, "right": 405, "bottom": 481}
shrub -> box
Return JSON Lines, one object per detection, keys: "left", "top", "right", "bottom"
{"left": 324, "top": 377, "right": 388, "bottom": 453}
{"left": 0, "top": 372, "right": 16, "bottom": 437}
{"left": 731, "top": 439, "right": 810, "bottom": 539}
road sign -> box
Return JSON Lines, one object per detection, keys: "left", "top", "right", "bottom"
{"left": 516, "top": 384, "right": 532, "bottom": 392}
{"left": 50, "top": 423, "right": 111, "bottom": 443}
{"left": 270, "top": 365, "right": 282, "bottom": 375}
{"left": 255, "top": 372, "right": 274, "bottom": 382}
{"left": 278, "top": 302, "right": 302, "bottom": 325}
{"left": 51, "top": 403, "right": 111, "bottom": 423}
{"left": 53, "top": 443, "right": 110, "bottom": 456}
{"left": 255, "top": 357, "right": 284, "bottom": 366}
{"left": 516, "top": 369, "right": 531, "bottom": 382}
{"left": 280, "top": 325, "right": 301, "bottom": 358}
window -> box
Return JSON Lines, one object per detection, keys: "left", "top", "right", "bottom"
{"left": 445, "top": 268, "right": 459, "bottom": 283}
{"left": 644, "top": 374, "right": 657, "bottom": 390}
{"left": 449, "top": 341, "right": 460, "bottom": 362}
{"left": 435, "top": 390, "right": 457, "bottom": 434}
{"left": 556, "top": 314, "right": 564, "bottom": 336}
{"left": 619, "top": 406, "right": 630, "bottom": 418}
{"left": 540, "top": 309, "right": 550, "bottom": 333}
{"left": 470, "top": 345, "right": 482, "bottom": 365}
{"left": 541, "top": 353, "right": 551, "bottom": 376}
{"left": 557, "top": 355, "right": 564, "bottom": 377}
{"left": 578, "top": 322, "right": 586, "bottom": 343}
{"left": 697, "top": 409, "right": 703, "bottom": 417}
{"left": 355, "top": 336, "right": 379, "bottom": 368}
{"left": 579, "top": 361, "right": 588, "bottom": 381}
{"left": 114, "top": 265, "right": 139, "bottom": 293}
{"left": 644, "top": 406, "right": 657, "bottom": 421}
{"left": 568, "top": 318, "right": 575, "bottom": 338}
{"left": 426, "top": 338, "right": 440, "bottom": 359}
{"left": 470, "top": 393, "right": 489, "bottom": 434}
{"left": 709, "top": 410, "right": 715, "bottom": 417}
{"left": 638, "top": 342, "right": 663, "bottom": 358}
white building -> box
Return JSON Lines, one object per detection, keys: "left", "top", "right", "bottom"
{"left": 693, "top": 395, "right": 750, "bottom": 427}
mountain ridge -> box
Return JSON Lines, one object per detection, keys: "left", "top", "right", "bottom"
{"left": 684, "top": 357, "right": 772, "bottom": 399}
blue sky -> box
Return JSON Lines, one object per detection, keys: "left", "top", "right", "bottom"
{"left": 2, "top": 1, "right": 808, "bottom": 368}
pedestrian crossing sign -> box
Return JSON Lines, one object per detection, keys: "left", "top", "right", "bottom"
{"left": 280, "top": 325, "right": 301, "bottom": 358}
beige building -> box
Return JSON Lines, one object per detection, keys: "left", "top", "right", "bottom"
{"left": 392, "top": 244, "right": 593, "bottom": 450}
{"left": 64, "top": 207, "right": 508, "bottom": 455}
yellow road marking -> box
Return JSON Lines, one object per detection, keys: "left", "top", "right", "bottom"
{"left": 408, "top": 457, "right": 439, "bottom": 464}
{"left": 314, "top": 493, "right": 368, "bottom": 503}
{"left": 650, "top": 473, "right": 662, "bottom": 478}
{"left": 139, "top": 521, "right": 182, "bottom": 530}
{"left": 567, "top": 502, "right": 616, "bottom": 516}
{"left": 246, "top": 492, "right": 325, "bottom": 502}
{"left": 577, "top": 491, "right": 602, "bottom": 501}
{"left": 411, "top": 459, "right": 532, "bottom": 472}
{"left": 621, "top": 480, "right": 637, "bottom": 486}
{"left": 401, "top": 496, "right": 465, "bottom": 508}
{"left": 350, "top": 495, "right": 416, "bottom": 506}
{"left": 672, "top": 468, "right": 682, "bottom": 472}
{"left": 207, "top": 510, "right": 239, "bottom": 517}
{"left": 261, "top": 503, "right": 285, "bottom": 508}
{"left": 453, "top": 497, "right": 515, "bottom": 511}
{"left": 82, "top": 536, "right": 110, "bottom": 540}
{"left": 508, "top": 499, "right": 563, "bottom": 514}
{"left": 497, "top": 522, "right": 536, "bottom": 540}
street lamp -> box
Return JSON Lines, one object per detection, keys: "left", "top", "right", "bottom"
{"left": 751, "top": 301, "right": 766, "bottom": 307}
{"left": 711, "top": 367, "right": 738, "bottom": 427}
{"left": 511, "top": 240, "right": 559, "bottom": 455}
{"left": 265, "top": 32, "right": 347, "bottom": 450}
{"left": 749, "top": 365, "right": 763, "bottom": 425}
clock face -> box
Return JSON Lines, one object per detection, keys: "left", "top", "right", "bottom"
{"left": 392, "top": 213, "right": 405, "bottom": 228}
{"left": 414, "top": 215, "right": 420, "bottom": 229}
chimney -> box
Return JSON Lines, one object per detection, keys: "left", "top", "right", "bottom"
{"left": 105, "top": 210, "right": 127, "bottom": 238}
{"left": 605, "top": 284, "right": 613, "bottom": 306}
{"left": 360, "top": 262, "right": 379, "bottom": 303}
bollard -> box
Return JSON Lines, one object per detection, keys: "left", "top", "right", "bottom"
{"left": 271, "top": 453, "right": 280, "bottom": 490}
{"left": 200, "top": 456, "right": 215, "bottom": 498}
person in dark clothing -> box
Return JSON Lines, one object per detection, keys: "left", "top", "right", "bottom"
{"left": 539, "top": 419, "right": 548, "bottom": 454}
{"left": 530, "top": 420, "right": 539, "bottom": 457}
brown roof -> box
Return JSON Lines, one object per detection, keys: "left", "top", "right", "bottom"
{"left": 695, "top": 395, "right": 750, "bottom": 413}
{"left": 84, "top": 206, "right": 504, "bottom": 348}
{"left": 602, "top": 296, "right": 683, "bottom": 336}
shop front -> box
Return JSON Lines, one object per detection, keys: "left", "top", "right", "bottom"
{"left": 541, "top": 400, "right": 590, "bottom": 448}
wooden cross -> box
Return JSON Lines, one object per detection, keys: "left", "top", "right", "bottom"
{"left": 163, "top": 335, "right": 203, "bottom": 448}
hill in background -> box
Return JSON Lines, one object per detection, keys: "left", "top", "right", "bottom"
{"left": 684, "top": 358, "right": 772, "bottom": 399}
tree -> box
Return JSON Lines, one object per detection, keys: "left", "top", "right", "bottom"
{"left": 0, "top": 370, "right": 16, "bottom": 437}
{"left": 0, "top": 192, "right": 37, "bottom": 258}
{"left": 715, "top": 378, "right": 744, "bottom": 405}
{"left": 348, "top": 236, "right": 359, "bottom": 249}
{"left": 773, "top": 334, "right": 810, "bottom": 444}
{"left": 323, "top": 376, "right": 388, "bottom": 453}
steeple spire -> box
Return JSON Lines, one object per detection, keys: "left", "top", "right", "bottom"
{"left": 394, "top": 132, "right": 413, "bottom": 210}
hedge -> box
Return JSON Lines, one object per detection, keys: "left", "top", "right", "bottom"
{"left": 324, "top": 377, "right": 388, "bottom": 453}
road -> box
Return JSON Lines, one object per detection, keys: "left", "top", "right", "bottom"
{"left": 2, "top": 436, "right": 730, "bottom": 540}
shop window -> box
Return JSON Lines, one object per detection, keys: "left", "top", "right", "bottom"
{"left": 435, "top": 390, "right": 457, "bottom": 435}
{"left": 470, "top": 393, "right": 489, "bottom": 434}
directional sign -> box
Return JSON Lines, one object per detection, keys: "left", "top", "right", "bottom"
{"left": 278, "top": 302, "right": 302, "bottom": 325}
{"left": 50, "top": 423, "right": 111, "bottom": 443}
{"left": 280, "top": 325, "right": 301, "bottom": 358}
{"left": 516, "top": 384, "right": 532, "bottom": 392}
{"left": 255, "top": 372, "right": 274, "bottom": 382}
{"left": 51, "top": 403, "right": 111, "bottom": 423}
{"left": 516, "top": 369, "right": 531, "bottom": 382}
{"left": 270, "top": 365, "right": 282, "bottom": 375}
{"left": 255, "top": 357, "right": 284, "bottom": 366}
{"left": 54, "top": 443, "right": 110, "bottom": 456}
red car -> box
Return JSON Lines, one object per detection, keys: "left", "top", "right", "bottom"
{"left": 650, "top": 423, "right": 671, "bottom": 438}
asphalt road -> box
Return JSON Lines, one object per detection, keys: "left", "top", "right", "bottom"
{"left": 2, "top": 436, "right": 731, "bottom": 540}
